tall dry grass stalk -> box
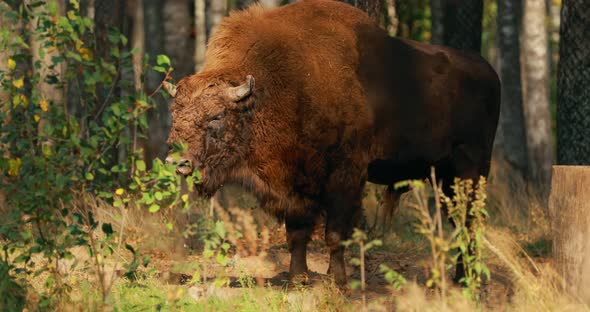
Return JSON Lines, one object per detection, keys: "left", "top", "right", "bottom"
{"left": 483, "top": 227, "right": 588, "bottom": 311}
{"left": 212, "top": 198, "right": 270, "bottom": 286}
{"left": 487, "top": 158, "right": 550, "bottom": 239}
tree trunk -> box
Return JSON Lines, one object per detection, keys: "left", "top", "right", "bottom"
{"left": 556, "top": 0, "right": 590, "bottom": 165}
{"left": 195, "top": 0, "right": 207, "bottom": 71}
{"left": 430, "top": 0, "right": 444, "bottom": 45}
{"left": 130, "top": 0, "right": 144, "bottom": 89}
{"left": 0, "top": 2, "right": 15, "bottom": 105}
{"left": 385, "top": 0, "right": 398, "bottom": 37}
{"left": 95, "top": 0, "right": 124, "bottom": 49}
{"left": 235, "top": 0, "right": 253, "bottom": 10}
{"left": 550, "top": 166, "right": 590, "bottom": 301}
{"left": 29, "top": 0, "right": 65, "bottom": 107}
{"left": 144, "top": 0, "right": 169, "bottom": 163}
{"left": 521, "top": 0, "right": 554, "bottom": 190}
{"left": 28, "top": 0, "right": 65, "bottom": 141}
{"left": 66, "top": 0, "right": 91, "bottom": 119}
{"left": 164, "top": 0, "right": 195, "bottom": 80}
{"left": 258, "top": 0, "right": 280, "bottom": 8}
{"left": 443, "top": 0, "right": 483, "bottom": 53}
{"left": 207, "top": 0, "right": 227, "bottom": 38}
{"left": 494, "top": 0, "right": 528, "bottom": 176}
{"left": 353, "top": 0, "right": 383, "bottom": 26}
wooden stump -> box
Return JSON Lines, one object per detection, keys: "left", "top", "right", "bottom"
{"left": 550, "top": 166, "right": 590, "bottom": 301}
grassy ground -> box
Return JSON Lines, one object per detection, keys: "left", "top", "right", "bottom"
{"left": 8, "top": 159, "right": 590, "bottom": 311}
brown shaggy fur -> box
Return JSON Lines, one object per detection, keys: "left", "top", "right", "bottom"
{"left": 167, "top": 0, "right": 500, "bottom": 285}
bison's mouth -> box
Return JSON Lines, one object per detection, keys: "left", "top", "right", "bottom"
{"left": 176, "top": 165, "right": 193, "bottom": 176}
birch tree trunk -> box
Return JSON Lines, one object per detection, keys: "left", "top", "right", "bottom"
{"left": 385, "top": 0, "right": 398, "bottom": 37}
{"left": 494, "top": 0, "right": 528, "bottom": 176}
{"left": 258, "top": 0, "right": 281, "bottom": 8}
{"left": 195, "top": 0, "right": 207, "bottom": 71}
{"left": 556, "top": 0, "right": 590, "bottom": 165}
{"left": 550, "top": 166, "right": 590, "bottom": 301}
{"left": 207, "top": 0, "right": 227, "bottom": 38}
{"left": 131, "top": 0, "right": 144, "bottom": 89}
{"left": 521, "top": 0, "right": 554, "bottom": 190}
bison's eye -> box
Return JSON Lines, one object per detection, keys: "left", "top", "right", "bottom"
{"left": 207, "top": 112, "right": 225, "bottom": 123}
{"left": 206, "top": 112, "right": 225, "bottom": 138}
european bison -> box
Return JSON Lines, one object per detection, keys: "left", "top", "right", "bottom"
{"left": 165, "top": 0, "right": 500, "bottom": 286}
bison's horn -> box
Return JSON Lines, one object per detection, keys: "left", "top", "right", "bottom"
{"left": 163, "top": 81, "right": 178, "bottom": 97}
{"left": 227, "top": 75, "right": 255, "bottom": 102}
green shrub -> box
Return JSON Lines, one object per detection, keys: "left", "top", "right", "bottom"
{"left": 0, "top": 1, "right": 189, "bottom": 307}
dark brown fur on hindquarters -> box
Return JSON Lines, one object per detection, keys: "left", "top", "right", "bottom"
{"left": 165, "top": 0, "right": 500, "bottom": 286}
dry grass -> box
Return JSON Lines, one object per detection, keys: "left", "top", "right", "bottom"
{"left": 9, "top": 159, "right": 590, "bottom": 311}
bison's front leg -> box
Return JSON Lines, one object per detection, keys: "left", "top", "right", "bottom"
{"left": 286, "top": 216, "right": 313, "bottom": 285}
{"left": 324, "top": 188, "right": 364, "bottom": 286}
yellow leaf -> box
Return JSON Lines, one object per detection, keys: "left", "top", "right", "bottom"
{"left": 12, "top": 77, "right": 24, "bottom": 88}
{"left": 34, "top": 115, "right": 40, "bottom": 122}
{"left": 13, "top": 94, "right": 28, "bottom": 108}
{"left": 21, "top": 95, "right": 29, "bottom": 107}
{"left": 115, "top": 188, "right": 125, "bottom": 195}
{"left": 8, "top": 58, "right": 16, "bottom": 71}
{"left": 8, "top": 158, "right": 21, "bottom": 177}
{"left": 67, "top": 10, "right": 77, "bottom": 20}
{"left": 78, "top": 47, "right": 93, "bottom": 61}
{"left": 39, "top": 99, "right": 49, "bottom": 112}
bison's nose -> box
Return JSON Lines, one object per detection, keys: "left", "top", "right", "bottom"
{"left": 165, "top": 156, "right": 193, "bottom": 176}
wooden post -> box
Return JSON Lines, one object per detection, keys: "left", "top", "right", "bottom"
{"left": 550, "top": 166, "right": 590, "bottom": 301}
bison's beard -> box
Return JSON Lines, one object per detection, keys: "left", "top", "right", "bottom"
{"left": 193, "top": 182, "right": 216, "bottom": 198}
{"left": 192, "top": 169, "right": 224, "bottom": 198}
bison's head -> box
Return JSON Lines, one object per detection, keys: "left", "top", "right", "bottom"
{"left": 165, "top": 74, "right": 256, "bottom": 197}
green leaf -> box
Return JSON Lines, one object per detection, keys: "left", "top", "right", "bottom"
{"left": 148, "top": 204, "right": 160, "bottom": 213}
{"left": 156, "top": 54, "right": 171, "bottom": 66}
{"left": 136, "top": 160, "right": 146, "bottom": 172}
{"left": 120, "top": 34, "right": 128, "bottom": 46}
{"left": 216, "top": 252, "right": 228, "bottom": 265}
{"left": 85, "top": 172, "right": 94, "bottom": 181}
{"left": 154, "top": 191, "right": 163, "bottom": 201}
{"left": 203, "top": 249, "right": 214, "bottom": 258}
{"left": 152, "top": 66, "right": 166, "bottom": 73}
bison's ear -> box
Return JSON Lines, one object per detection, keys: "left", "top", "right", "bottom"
{"left": 163, "top": 81, "right": 178, "bottom": 98}
{"left": 226, "top": 75, "right": 255, "bottom": 102}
